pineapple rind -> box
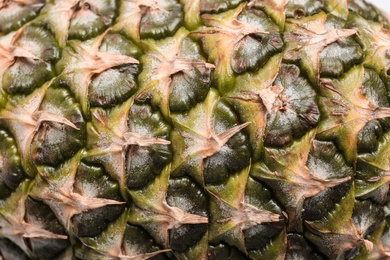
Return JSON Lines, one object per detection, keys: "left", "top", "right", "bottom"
{"left": 1, "top": 0, "right": 390, "bottom": 259}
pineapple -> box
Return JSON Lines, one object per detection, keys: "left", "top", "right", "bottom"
{"left": 1, "top": 0, "right": 390, "bottom": 259}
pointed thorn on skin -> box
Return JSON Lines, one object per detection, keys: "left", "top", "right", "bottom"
{"left": 33, "top": 111, "right": 80, "bottom": 130}
{"left": 216, "top": 122, "right": 251, "bottom": 147}
{"left": 123, "top": 132, "right": 170, "bottom": 147}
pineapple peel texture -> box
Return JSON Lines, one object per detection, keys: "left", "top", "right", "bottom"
{"left": 1, "top": 0, "right": 390, "bottom": 259}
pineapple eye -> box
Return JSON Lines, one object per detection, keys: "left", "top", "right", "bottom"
{"left": 249, "top": 33, "right": 263, "bottom": 43}
{"left": 229, "top": 7, "right": 284, "bottom": 74}
{"left": 1, "top": 26, "right": 59, "bottom": 95}
{"left": 293, "top": 9, "right": 305, "bottom": 19}
{"left": 0, "top": 0, "right": 44, "bottom": 33}
{"left": 0, "top": 129, "right": 25, "bottom": 199}
{"left": 264, "top": 64, "right": 319, "bottom": 147}
{"left": 199, "top": 0, "right": 246, "bottom": 14}
{"left": 67, "top": 0, "right": 116, "bottom": 40}
{"left": 139, "top": 0, "right": 183, "bottom": 39}
{"left": 284, "top": 0, "right": 323, "bottom": 18}
{"left": 30, "top": 87, "right": 86, "bottom": 167}
{"left": 83, "top": 2, "right": 90, "bottom": 10}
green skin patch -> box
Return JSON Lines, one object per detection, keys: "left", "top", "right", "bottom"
{"left": 137, "top": 28, "right": 214, "bottom": 117}
{"left": 88, "top": 33, "right": 141, "bottom": 108}
{"left": 263, "top": 63, "right": 320, "bottom": 147}
{"left": 0, "top": 129, "right": 25, "bottom": 199}
{"left": 30, "top": 86, "right": 86, "bottom": 167}
{"left": 170, "top": 89, "right": 251, "bottom": 185}
{"left": 0, "top": 26, "right": 59, "bottom": 95}
{"left": 252, "top": 130, "right": 352, "bottom": 232}
{"left": 207, "top": 166, "right": 283, "bottom": 255}
{"left": 193, "top": 4, "right": 283, "bottom": 94}
{"left": 0, "top": 0, "right": 44, "bottom": 34}
{"left": 113, "top": 0, "right": 183, "bottom": 42}
{"left": 356, "top": 130, "right": 390, "bottom": 204}
{"left": 284, "top": 0, "right": 323, "bottom": 18}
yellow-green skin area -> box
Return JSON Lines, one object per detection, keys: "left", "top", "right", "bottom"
{"left": 0, "top": 0, "right": 390, "bottom": 259}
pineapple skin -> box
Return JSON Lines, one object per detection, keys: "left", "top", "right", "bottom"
{"left": 0, "top": 0, "right": 390, "bottom": 259}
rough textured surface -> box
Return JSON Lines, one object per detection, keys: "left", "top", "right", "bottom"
{"left": 0, "top": 0, "right": 390, "bottom": 259}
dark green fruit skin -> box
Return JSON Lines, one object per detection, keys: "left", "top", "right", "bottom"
{"left": 1, "top": 0, "right": 390, "bottom": 259}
